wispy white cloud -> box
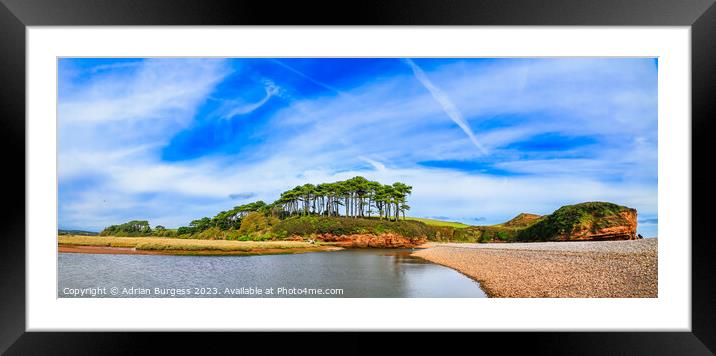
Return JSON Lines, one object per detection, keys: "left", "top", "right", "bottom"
{"left": 59, "top": 59, "right": 229, "bottom": 124}
{"left": 89, "top": 61, "right": 143, "bottom": 73}
{"left": 359, "top": 156, "right": 387, "bottom": 172}
{"left": 222, "top": 80, "right": 279, "bottom": 119}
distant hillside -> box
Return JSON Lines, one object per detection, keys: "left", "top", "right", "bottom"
{"left": 499, "top": 213, "right": 542, "bottom": 228}
{"left": 58, "top": 229, "right": 99, "bottom": 236}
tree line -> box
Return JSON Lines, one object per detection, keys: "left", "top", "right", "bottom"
{"left": 101, "top": 176, "right": 412, "bottom": 236}
{"left": 178, "top": 201, "right": 269, "bottom": 235}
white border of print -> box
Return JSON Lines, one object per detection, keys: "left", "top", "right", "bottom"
{"left": 27, "top": 27, "right": 690, "bottom": 331}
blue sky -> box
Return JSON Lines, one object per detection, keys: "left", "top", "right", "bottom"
{"left": 58, "top": 58, "right": 658, "bottom": 236}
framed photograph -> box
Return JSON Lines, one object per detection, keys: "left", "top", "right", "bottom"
{"left": 2, "top": 0, "right": 714, "bottom": 353}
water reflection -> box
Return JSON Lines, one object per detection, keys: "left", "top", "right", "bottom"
{"left": 380, "top": 249, "right": 432, "bottom": 264}
{"left": 58, "top": 249, "right": 486, "bottom": 298}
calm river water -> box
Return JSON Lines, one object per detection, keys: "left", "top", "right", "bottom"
{"left": 58, "top": 249, "right": 486, "bottom": 298}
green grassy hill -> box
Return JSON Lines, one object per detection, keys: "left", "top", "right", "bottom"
{"left": 405, "top": 217, "right": 471, "bottom": 228}
{"left": 272, "top": 215, "right": 434, "bottom": 240}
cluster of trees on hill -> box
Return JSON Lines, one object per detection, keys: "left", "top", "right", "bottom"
{"left": 274, "top": 177, "right": 412, "bottom": 220}
{"left": 176, "top": 176, "right": 412, "bottom": 235}
{"left": 100, "top": 220, "right": 153, "bottom": 236}
{"left": 100, "top": 176, "right": 413, "bottom": 238}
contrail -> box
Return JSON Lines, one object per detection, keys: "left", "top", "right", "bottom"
{"left": 270, "top": 59, "right": 347, "bottom": 96}
{"left": 402, "top": 58, "right": 488, "bottom": 155}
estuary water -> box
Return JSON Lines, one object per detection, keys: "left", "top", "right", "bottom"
{"left": 58, "top": 249, "right": 486, "bottom": 298}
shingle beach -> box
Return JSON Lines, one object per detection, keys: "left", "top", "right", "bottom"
{"left": 412, "top": 239, "right": 657, "bottom": 298}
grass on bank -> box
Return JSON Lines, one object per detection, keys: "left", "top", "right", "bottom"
{"left": 58, "top": 235, "right": 316, "bottom": 251}
{"left": 272, "top": 215, "right": 433, "bottom": 239}
{"left": 405, "top": 217, "right": 471, "bottom": 228}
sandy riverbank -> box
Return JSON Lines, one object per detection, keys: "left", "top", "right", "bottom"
{"left": 412, "top": 239, "right": 657, "bottom": 297}
{"left": 58, "top": 235, "right": 342, "bottom": 256}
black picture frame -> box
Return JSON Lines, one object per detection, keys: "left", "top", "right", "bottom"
{"left": 1, "top": 0, "right": 714, "bottom": 353}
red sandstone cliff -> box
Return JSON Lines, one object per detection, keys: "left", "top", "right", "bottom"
{"left": 556, "top": 209, "right": 639, "bottom": 241}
